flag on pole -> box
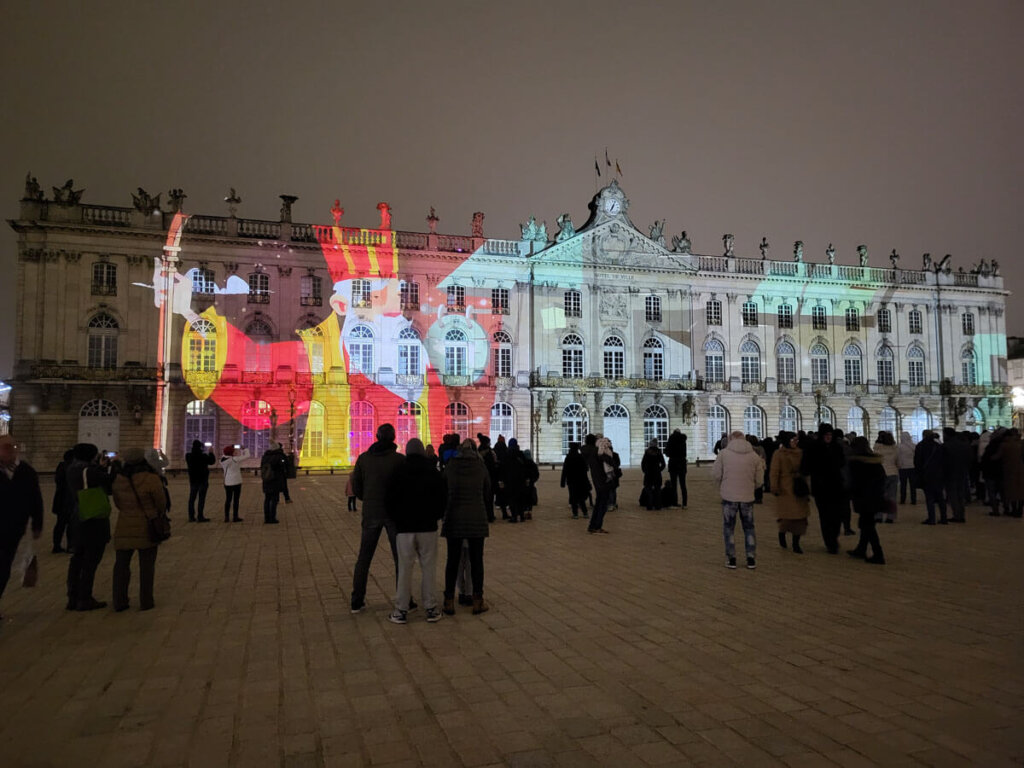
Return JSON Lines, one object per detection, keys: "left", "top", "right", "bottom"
{"left": 594, "top": 157, "right": 601, "bottom": 177}
{"left": 615, "top": 159, "right": 623, "bottom": 176}
{"left": 605, "top": 148, "right": 611, "bottom": 167}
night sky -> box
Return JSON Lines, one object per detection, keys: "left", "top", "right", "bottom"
{"left": 3, "top": 0, "right": 1022, "bottom": 377}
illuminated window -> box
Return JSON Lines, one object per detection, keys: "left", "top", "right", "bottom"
{"left": 742, "top": 301, "right": 758, "bottom": 327}
{"left": 303, "top": 401, "right": 325, "bottom": 457}
{"left": 642, "top": 337, "right": 664, "bottom": 381}
{"left": 240, "top": 399, "right": 272, "bottom": 456}
{"left": 188, "top": 318, "right": 217, "bottom": 372}
{"left": 349, "top": 401, "right": 375, "bottom": 458}
{"left": 347, "top": 324, "right": 374, "bottom": 375}
{"left": 779, "top": 404, "right": 800, "bottom": 433}
{"left": 300, "top": 274, "right": 322, "bottom": 306}
{"left": 398, "top": 327, "right": 420, "bottom": 376}
{"left": 444, "top": 402, "right": 471, "bottom": 437}
{"left": 740, "top": 340, "right": 760, "bottom": 383}
{"left": 810, "top": 343, "right": 830, "bottom": 385}
{"left": 847, "top": 406, "right": 867, "bottom": 437}
{"left": 707, "top": 404, "right": 729, "bottom": 454}
{"left": 400, "top": 280, "right": 420, "bottom": 310}
{"left": 876, "top": 346, "right": 895, "bottom": 386}
{"left": 564, "top": 290, "right": 582, "bottom": 319}
{"left": 247, "top": 272, "right": 269, "bottom": 304}
{"left": 843, "top": 343, "right": 863, "bottom": 385}
{"left": 776, "top": 341, "right": 796, "bottom": 384}
{"left": 397, "top": 401, "right": 422, "bottom": 448}
{"left": 87, "top": 312, "right": 119, "bottom": 369}
{"left": 561, "top": 333, "right": 584, "bottom": 379}
{"left": 444, "top": 328, "right": 468, "bottom": 376}
{"left": 961, "top": 348, "right": 977, "bottom": 385}
{"left": 880, "top": 406, "right": 900, "bottom": 436}
{"left": 877, "top": 308, "right": 891, "bottom": 334}
{"left": 905, "top": 406, "right": 933, "bottom": 442}
{"left": 184, "top": 399, "right": 215, "bottom": 448}
{"left": 603, "top": 335, "right": 625, "bottom": 379}
{"left": 645, "top": 295, "right": 662, "bottom": 323}
{"left": 492, "top": 288, "right": 510, "bottom": 315}
{"left": 91, "top": 262, "right": 117, "bottom": 296}
{"left": 190, "top": 267, "right": 216, "bottom": 295}
{"left": 490, "top": 402, "right": 514, "bottom": 443}
{"left": 706, "top": 300, "right": 722, "bottom": 326}
{"left": 704, "top": 339, "right": 725, "bottom": 382}
{"left": 777, "top": 304, "right": 793, "bottom": 329}
{"left": 743, "top": 405, "right": 764, "bottom": 438}
{"left": 447, "top": 285, "right": 465, "bottom": 311}
{"left": 845, "top": 308, "right": 860, "bottom": 332}
{"left": 816, "top": 405, "right": 836, "bottom": 430}
{"left": 962, "top": 312, "right": 975, "bottom": 336}
{"left": 908, "top": 345, "right": 926, "bottom": 387}
{"left": 811, "top": 305, "right": 827, "bottom": 331}
{"left": 561, "top": 403, "right": 588, "bottom": 455}
{"left": 352, "top": 279, "right": 372, "bottom": 308}
{"left": 643, "top": 404, "right": 669, "bottom": 450}
{"left": 245, "top": 318, "right": 273, "bottom": 372}
{"left": 908, "top": 309, "right": 922, "bottom": 335}
{"left": 303, "top": 325, "right": 325, "bottom": 374}
{"left": 493, "top": 331, "right": 512, "bottom": 378}
{"left": 80, "top": 399, "right": 118, "bottom": 418}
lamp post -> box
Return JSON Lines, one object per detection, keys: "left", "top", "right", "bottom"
{"left": 531, "top": 408, "right": 541, "bottom": 459}
{"left": 931, "top": 256, "right": 951, "bottom": 429}
{"left": 288, "top": 386, "right": 297, "bottom": 454}
{"left": 814, "top": 388, "right": 823, "bottom": 428}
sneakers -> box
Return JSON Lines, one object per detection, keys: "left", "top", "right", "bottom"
{"left": 726, "top": 557, "right": 737, "bottom": 569}
{"left": 350, "top": 601, "right": 366, "bottom": 614}
{"left": 387, "top": 610, "right": 407, "bottom": 625}
{"left": 425, "top": 608, "right": 442, "bottom": 623}
{"left": 408, "top": 599, "right": 418, "bottom": 611}
{"left": 746, "top": 557, "right": 756, "bottom": 570}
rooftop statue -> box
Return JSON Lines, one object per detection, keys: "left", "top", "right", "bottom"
{"left": 826, "top": 243, "right": 836, "bottom": 265}
{"left": 889, "top": 248, "right": 900, "bottom": 269}
{"left": 132, "top": 187, "right": 161, "bottom": 213}
{"left": 521, "top": 216, "right": 538, "bottom": 241}
{"left": 671, "top": 231, "right": 691, "bottom": 254}
{"left": 377, "top": 202, "right": 392, "bottom": 230}
{"left": 722, "top": 233, "right": 735, "bottom": 257}
{"left": 759, "top": 237, "right": 769, "bottom": 259}
{"left": 922, "top": 252, "right": 932, "bottom": 270}
{"left": 23, "top": 173, "right": 44, "bottom": 201}
{"left": 471, "top": 211, "right": 485, "bottom": 238}
{"left": 330, "top": 199, "right": 344, "bottom": 225}
{"left": 224, "top": 188, "right": 242, "bottom": 217}
{"left": 991, "top": 259, "right": 1000, "bottom": 276}
{"left": 168, "top": 188, "right": 187, "bottom": 213}
{"left": 534, "top": 220, "right": 548, "bottom": 244}
{"left": 427, "top": 207, "right": 439, "bottom": 233}
{"left": 649, "top": 219, "right": 665, "bottom": 246}
{"left": 857, "top": 244, "right": 868, "bottom": 267}
{"left": 52, "top": 179, "right": 83, "bottom": 205}
{"left": 793, "top": 240, "right": 804, "bottom": 263}
{"left": 279, "top": 194, "right": 297, "bottom": 222}
{"left": 555, "top": 213, "right": 575, "bottom": 243}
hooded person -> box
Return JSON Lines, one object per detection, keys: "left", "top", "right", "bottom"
{"left": 846, "top": 437, "right": 886, "bottom": 563}
{"left": 441, "top": 438, "right": 491, "bottom": 615}
{"left": 896, "top": 431, "right": 918, "bottom": 505}
{"left": 712, "top": 430, "right": 764, "bottom": 568}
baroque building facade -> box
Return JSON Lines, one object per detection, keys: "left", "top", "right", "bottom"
{"left": 8, "top": 179, "right": 1012, "bottom": 469}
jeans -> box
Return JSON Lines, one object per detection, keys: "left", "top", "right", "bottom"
{"left": 721, "top": 501, "right": 756, "bottom": 560}
{"left": 188, "top": 482, "right": 209, "bottom": 520}
{"left": 351, "top": 518, "right": 398, "bottom": 607}
{"left": 899, "top": 469, "right": 917, "bottom": 504}
{"left": 112, "top": 547, "right": 158, "bottom": 610}
{"left": 395, "top": 531, "right": 438, "bottom": 611}
{"left": 588, "top": 489, "right": 610, "bottom": 531}
{"left": 444, "top": 536, "right": 484, "bottom": 597}
{"left": 263, "top": 491, "right": 280, "bottom": 523}
{"left": 224, "top": 484, "right": 242, "bottom": 519}
{"left": 923, "top": 487, "right": 947, "bottom": 523}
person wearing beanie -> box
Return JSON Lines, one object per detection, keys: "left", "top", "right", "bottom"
{"left": 220, "top": 444, "right": 250, "bottom": 522}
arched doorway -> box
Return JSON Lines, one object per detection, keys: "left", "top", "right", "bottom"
{"left": 78, "top": 399, "right": 119, "bottom": 454}
{"left": 603, "top": 403, "right": 630, "bottom": 465}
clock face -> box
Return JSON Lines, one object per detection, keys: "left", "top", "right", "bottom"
{"left": 604, "top": 198, "right": 621, "bottom": 215}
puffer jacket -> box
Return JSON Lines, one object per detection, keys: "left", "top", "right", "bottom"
{"left": 442, "top": 449, "right": 491, "bottom": 539}
{"left": 897, "top": 432, "right": 916, "bottom": 469}
{"left": 220, "top": 449, "right": 250, "bottom": 486}
{"left": 712, "top": 437, "right": 765, "bottom": 503}
{"left": 873, "top": 442, "right": 898, "bottom": 476}
{"left": 351, "top": 440, "right": 405, "bottom": 524}
{"left": 112, "top": 461, "right": 166, "bottom": 550}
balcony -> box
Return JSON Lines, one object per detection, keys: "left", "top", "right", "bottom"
{"left": 741, "top": 382, "right": 765, "bottom": 393}
{"left": 778, "top": 382, "right": 801, "bottom": 394}
{"left": 300, "top": 296, "right": 322, "bottom": 307}
{"left": 491, "top": 306, "right": 510, "bottom": 315}
{"left": 352, "top": 299, "right": 372, "bottom": 309}
{"left": 401, "top": 302, "right": 421, "bottom": 312}
{"left": 247, "top": 292, "right": 270, "bottom": 305}
{"left": 91, "top": 282, "right": 117, "bottom": 297}
{"left": 28, "top": 364, "right": 157, "bottom": 381}
{"left": 441, "top": 374, "right": 471, "bottom": 387}
{"left": 396, "top": 374, "right": 423, "bottom": 388}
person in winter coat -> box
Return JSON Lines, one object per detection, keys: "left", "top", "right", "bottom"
{"left": 664, "top": 429, "right": 688, "bottom": 508}
{"left": 712, "top": 431, "right": 765, "bottom": 569}
{"left": 897, "top": 431, "right": 918, "bottom": 505}
{"left": 350, "top": 423, "right": 406, "bottom": 613}
{"left": 522, "top": 449, "right": 540, "bottom": 516}
{"left": 185, "top": 439, "right": 217, "bottom": 522}
{"left": 914, "top": 430, "right": 947, "bottom": 524}
{"left": 846, "top": 437, "right": 886, "bottom": 563}
{"left": 386, "top": 439, "right": 447, "bottom": 624}
{"left": 441, "top": 439, "right": 491, "bottom": 615}
{"left": 640, "top": 440, "right": 666, "bottom": 510}
{"left": 499, "top": 439, "right": 530, "bottom": 523}
{"left": 585, "top": 436, "right": 618, "bottom": 534}
{"left": 981, "top": 428, "right": 1007, "bottom": 515}
{"left": 0, "top": 436, "right": 43, "bottom": 615}
{"left": 477, "top": 434, "right": 499, "bottom": 523}
{"left": 111, "top": 448, "right": 168, "bottom": 611}
{"left": 942, "top": 428, "right": 972, "bottom": 523}
{"left": 560, "top": 443, "right": 591, "bottom": 519}
{"left": 260, "top": 442, "right": 289, "bottom": 525}
{"left": 993, "top": 428, "right": 1024, "bottom": 517}
{"left": 748, "top": 436, "right": 767, "bottom": 504}
{"left": 65, "top": 443, "right": 114, "bottom": 611}
{"left": 769, "top": 432, "right": 809, "bottom": 553}
{"left": 51, "top": 448, "right": 75, "bottom": 553}
{"left": 801, "top": 424, "right": 846, "bottom": 554}
{"left": 220, "top": 445, "right": 250, "bottom": 522}
{"left": 872, "top": 431, "right": 899, "bottom": 523}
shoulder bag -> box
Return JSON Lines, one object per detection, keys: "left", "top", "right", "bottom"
{"left": 128, "top": 474, "right": 171, "bottom": 543}
{"left": 77, "top": 468, "right": 112, "bottom": 521}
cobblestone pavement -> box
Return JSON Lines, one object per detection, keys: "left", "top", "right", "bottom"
{"left": 1, "top": 465, "right": 1022, "bottom": 768}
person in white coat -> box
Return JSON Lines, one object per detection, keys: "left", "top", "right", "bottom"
{"left": 220, "top": 445, "right": 250, "bottom": 522}
{"left": 712, "top": 431, "right": 765, "bottom": 569}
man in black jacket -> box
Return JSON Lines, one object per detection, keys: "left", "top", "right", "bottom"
{"left": 915, "top": 430, "right": 947, "bottom": 524}
{"left": 801, "top": 425, "right": 846, "bottom": 554}
{"left": 0, "top": 436, "right": 43, "bottom": 616}
{"left": 185, "top": 440, "right": 216, "bottom": 522}
{"left": 664, "top": 429, "right": 688, "bottom": 508}
{"left": 65, "top": 443, "right": 113, "bottom": 610}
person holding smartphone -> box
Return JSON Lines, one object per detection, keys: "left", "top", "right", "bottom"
{"left": 220, "top": 445, "right": 249, "bottom": 522}
{"left": 185, "top": 440, "right": 216, "bottom": 522}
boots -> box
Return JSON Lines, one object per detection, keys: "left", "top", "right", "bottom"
{"left": 792, "top": 535, "right": 803, "bottom": 554}
{"left": 472, "top": 594, "right": 489, "bottom": 615}
{"left": 865, "top": 547, "right": 885, "bottom": 565}
{"left": 778, "top": 532, "right": 787, "bottom": 549}
{"left": 442, "top": 596, "right": 455, "bottom": 615}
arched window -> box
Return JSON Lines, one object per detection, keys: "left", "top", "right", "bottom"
{"left": 396, "top": 401, "right": 422, "bottom": 448}
{"left": 643, "top": 404, "right": 669, "bottom": 449}
{"left": 347, "top": 324, "right": 374, "bottom": 375}
{"left": 704, "top": 339, "right": 725, "bottom": 382}
{"left": 743, "top": 405, "right": 764, "bottom": 438}
{"left": 880, "top": 406, "right": 900, "bottom": 436}
{"left": 240, "top": 399, "right": 272, "bottom": 456}
{"left": 961, "top": 347, "right": 977, "bottom": 386}
{"left": 349, "top": 401, "right": 375, "bottom": 458}
{"left": 707, "top": 404, "right": 729, "bottom": 454}
{"left": 603, "top": 335, "right": 625, "bottom": 379}
{"left": 810, "top": 343, "right": 830, "bottom": 385}
{"left": 444, "top": 328, "right": 468, "bottom": 376}
{"left": 561, "top": 403, "right": 589, "bottom": 455}
{"left": 78, "top": 398, "right": 119, "bottom": 452}
{"left": 490, "top": 402, "right": 514, "bottom": 442}
{"left": 80, "top": 399, "right": 119, "bottom": 418}
{"left": 398, "top": 326, "right": 421, "bottom": 377}
{"left": 843, "top": 343, "right": 863, "bottom": 386}
{"left": 184, "top": 399, "right": 216, "bottom": 448}
{"left": 645, "top": 295, "right": 662, "bottom": 323}
{"left": 444, "top": 402, "right": 471, "bottom": 437}
{"left": 493, "top": 331, "right": 512, "bottom": 378}
{"left": 905, "top": 407, "right": 933, "bottom": 442}
{"left": 876, "top": 345, "right": 895, "bottom": 386}
{"left": 846, "top": 405, "right": 867, "bottom": 438}
{"left": 87, "top": 312, "right": 119, "bottom": 369}
{"left": 740, "top": 340, "right": 760, "bottom": 383}
{"left": 562, "top": 333, "right": 584, "bottom": 379}
{"left": 776, "top": 341, "right": 796, "bottom": 384}
{"left": 816, "top": 405, "right": 836, "bottom": 430}
{"left": 245, "top": 318, "right": 273, "bottom": 372}
{"left": 604, "top": 403, "right": 629, "bottom": 419}
{"left": 188, "top": 318, "right": 217, "bottom": 372}
{"left": 779, "top": 404, "right": 800, "bottom": 433}
{"left": 965, "top": 406, "right": 984, "bottom": 434}
{"left": 247, "top": 272, "right": 270, "bottom": 303}
{"left": 642, "top": 337, "right": 664, "bottom": 381}
{"left": 907, "top": 345, "right": 926, "bottom": 387}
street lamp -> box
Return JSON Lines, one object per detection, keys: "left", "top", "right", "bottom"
{"left": 814, "top": 388, "right": 823, "bottom": 427}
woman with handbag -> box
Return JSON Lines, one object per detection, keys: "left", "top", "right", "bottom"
{"left": 770, "top": 432, "right": 810, "bottom": 554}
{"left": 110, "top": 448, "right": 169, "bottom": 611}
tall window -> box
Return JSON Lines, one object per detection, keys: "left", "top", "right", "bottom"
{"left": 643, "top": 405, "right": 669, "bottom": 449}
{"left": 561, "top": 403, "right": 588, "bottom": 455}
{"left": 447, "top": 285, "right": 466, "bottom": 311}
{"left": 740, "top": 340, "right": 760, "bottom": 383}
{"left": 188, "top": 318, "right": 217, "bottom": 372}
{"left": 776, "top": 341, "right": 796, "bottom": 384}
{"left": 240, "top": 399, "right": 272, "bottom": 456}
{"left": 492, "top": 288, "right": 510, "bottom": 315}
{"left": 707, "top": 404, "right": 729, "bottom": 454}
{"left": 645, "top": 295, "right": 662, "bottom": 323}
{"left": 876, "top": 346, "right": 895, "bottom": 386}
{"left": 490, "top": 403, "right": 514, "bottom": 442}
{"left": 561, "top": 333, "right": 584, "bottom": 378}
{"left": 91, "top": 262, "right": 117, "bottom": 296}
{"left": 397, "top": 327, "right": 421, "bottom": 376}
{"left": 843, "top": 343, "right": 863, "bottom": 385}
{"left": 87, "top": 312, "right": 118, "bottom": 369}
{"left": 400, "top": 280, "right": 420, "bottom": 310}
{"left": 564, "top": 290, "right": 582, "bottom": 318}
{"left": 743, "top": 405, "right": 764, "bottom": 438}
{"left": 777, "top": 303, "right": 793, "bottom": 329}
{"left": 184, "top": 400, "right": 216, "bottom": 448}
{"left": 779, "top": 404, "right": 799, "bottom": 433}
{"left": 741, "top": 301, "right": 758, "bottom": 327}
{"left": 908, "top": 309, "right": 923, "bottom": 335}
{"left": 877, "top": 308, "right": 891, "bottom": 334}
{"left": 302, "top": 401, "right": 325, "bottom": 458}
{"left": 880, "top": 406, "right": 899, "bottom": 436}
{"left": 845, "top": 307, "right": 860, "bottom": 332}
{"left": 811, "top": 305, "right": 827, "bottom": 331}
{"left": 397, "top": 401, "right": 422, "bottom": 447}
{"left": 347, "top": 324, "right": 374, "bottom": 374}
{"left": 492, "top": 331, "right": 512, "bottom": 378}
{"left": 847, "top": 406, "right": 867, "bottom": 437}
{"left": 349, "top": 401, "right": 375, "bottom": 458}
{"left": 247, "top": 272, "right": 269, "bottom": 304}
{"left": 189, "top": 267, "right": 216, "bottom": 295}
{"left": 962, "top": 312, "right": 975, "bottom": 336}
{"left": 300, "top": 274, "right": 322, "bottom": 306}
{"left": 908, "top": 345, "right": 926, "bottom": 387}
{"left": 706, "top": 299, "right": 722, "bottom": 326}
{"left": 305, "top": 326, "right": 325, "bottom": 374}
{"left": 245, "top": 318, "right": 273, "bottom": 372}
{"left": 810, "top": 343, "right": 830, "bottom": 385}
{"left": 603, "top": 335, "right": 625, "bottom": 379}
{"left": 704, "top": 339, "right": 725, "bottom": 382}
{"left": 642, "top": 337, "right": 664, "bottom": 380}
{"left": 961, "top": 348, "right": 977, "bottom": 385}
{"left": 905, "top": 407, "right": 933, "bottom": 443}
{"left": 352, "top": 278, "right": 372, "bottom": 308}
{"left": 444, "top": 328, "right": 468, "bottom": 376}
{"left": 444, "top": 402, "right": 471, "bottom": 437}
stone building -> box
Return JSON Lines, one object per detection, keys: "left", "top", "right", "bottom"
{"left": 8, "top": 178, "right": 1011, "bottom": 469}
